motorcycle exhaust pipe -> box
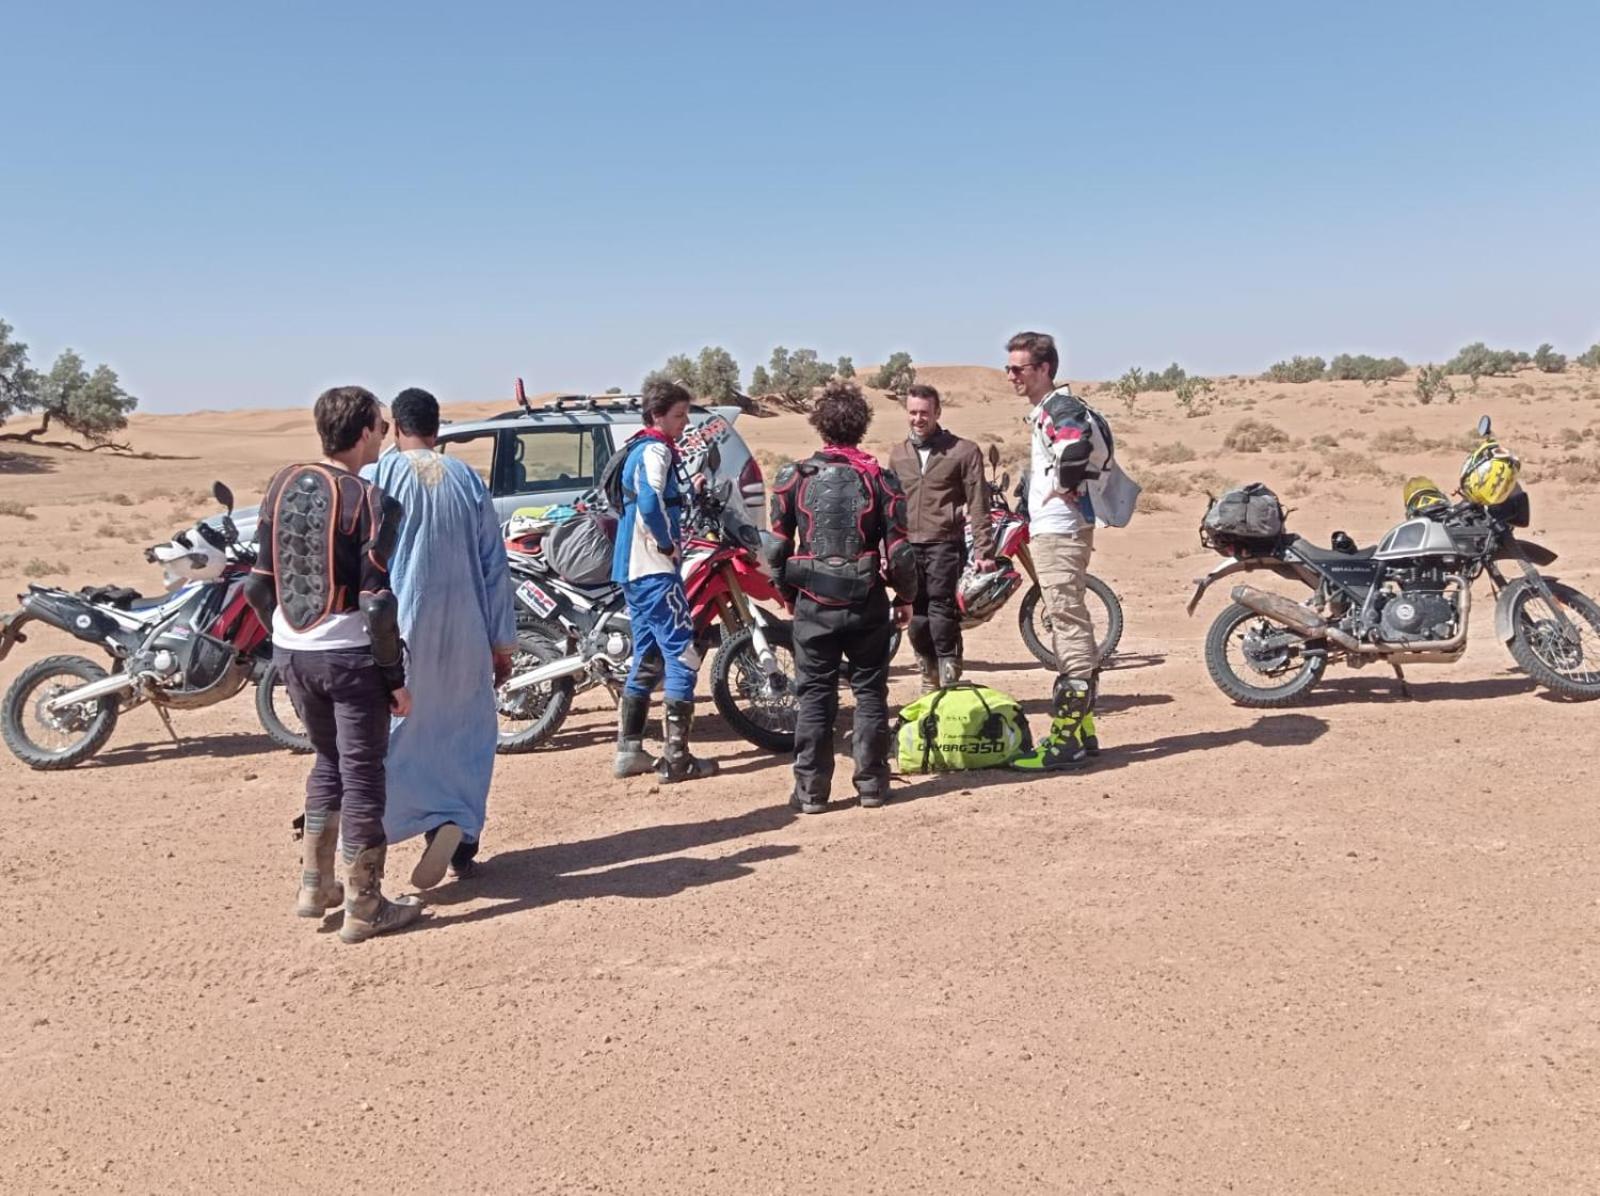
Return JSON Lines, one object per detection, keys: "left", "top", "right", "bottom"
{"left": 1230, "top": 586, "right": 1329, "bottom": 639}
{"left": 44, "top": 671, "right": 138, "bottom": 711}
{"left": 499, "top": 654, "right": 587, "bottom": 695}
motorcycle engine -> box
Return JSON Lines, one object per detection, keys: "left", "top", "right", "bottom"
{"left": 1374, "top": 574, "right": 1458, "bottom": 643}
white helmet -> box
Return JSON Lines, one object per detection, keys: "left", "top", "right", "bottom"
{"left": 147, "top": 524, "right": 227, "bottom": 589}
{"left": 956, "top": 566, "right": 1022, "bottom": 627}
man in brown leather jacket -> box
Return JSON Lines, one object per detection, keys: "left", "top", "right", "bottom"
{"left": 889, "top": 384, "right": 995, "bottom": 692}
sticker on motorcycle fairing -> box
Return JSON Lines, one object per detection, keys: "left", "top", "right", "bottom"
{"left": 678, "top": 417, "right": 731, "bottom": 461}
{"left": 517, "top": 579, "right": 557, "bottom": 618}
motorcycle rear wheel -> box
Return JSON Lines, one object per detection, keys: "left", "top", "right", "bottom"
{"left": 255, "top": 663, "right": 312, "bottom": 754}
{"left": 1204, "top": 601, "right": 1325, "bottom": 707}
{"left": 496, "top": 620, "right": 576, "bottom": 754}
{"left": 1506, "top": 580, "right": 1600, "bottom": 700}
{"left": 2, "top": 654, "right": 121, "bottom": 770}
{"left": 711, "top": 621, "right": 798, "bottom": 752}
{"left": 1016, "top": 575, "right": 1125, "bottom": 669}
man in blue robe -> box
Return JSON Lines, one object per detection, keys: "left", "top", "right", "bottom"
{"left": 363, "top": 388, "right": 516, "bottom": 885}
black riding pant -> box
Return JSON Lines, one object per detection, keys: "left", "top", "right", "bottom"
{"left": 277, "top": 647, "right": 392, "bottom": 851}
{"left": 791, "top": 590, "right": 893, "bottom": 804}
{"left": 907, "top": 540, "right": 964, "bottom": 662}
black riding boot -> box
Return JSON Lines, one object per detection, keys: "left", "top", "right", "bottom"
{"left": 613, "top": 693, "right": 656, "bottom": 778}
{"left": 658, "top": 699, "right": 719, "bottom": 783}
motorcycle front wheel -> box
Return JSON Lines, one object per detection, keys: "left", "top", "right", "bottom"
{"left": 2, "top": 654, "right": 121, "bottom": 770}
{"left": 496, "top": 620, "right": 576, "bottom": 754}
{"left": 1204, "top": 601, "right": 1325, "bottom": 707}
{"left": 1015, "top": 575, "right": 1125, "bottom": 669}
{"left": 255, "top": 663, "right": 312, "bottom": 754}
{"left": 1505, "top": 580, "right": 1600, "bottom": 700}
{"left": 711, "top": 621, "right": 798, "bottom": 752}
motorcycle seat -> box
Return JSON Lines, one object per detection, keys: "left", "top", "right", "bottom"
{"left": 1289, "top": 536, "right": 1376, "bottom": 563}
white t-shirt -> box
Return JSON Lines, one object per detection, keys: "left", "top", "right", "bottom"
{"left": 1027, "top": 399, "right": 1086, "bottom": 536}
{"left": 272, "top": 607, "right": 370, "bottom": 651}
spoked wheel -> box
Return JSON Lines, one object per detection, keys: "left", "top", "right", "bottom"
{"left": 1506, "top": 581, "right": 1600, "bottom": 700}
{"left": 496, "top": 620, "right": 576, "bottom": 753}
{"left": 1017, "top": 574, "right": 1125, "bottom": 670}
{"left": 1204, "top": 601, "right": 1325, "bottom": 707}
{"left": 711, "top": 621, "right": 798, "bottom": 752}
{"left": 256, "top": 663, "right": 312, "bottom": 753}
{"left": 1, "top": 654, "right": 121, "bottom": 769}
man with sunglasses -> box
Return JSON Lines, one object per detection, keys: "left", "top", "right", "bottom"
{"left": 246, "top": 386, "right": 423, "bottom": 942}
{"left": 1003, "top": 332, "right": 1126, "bottom": 771}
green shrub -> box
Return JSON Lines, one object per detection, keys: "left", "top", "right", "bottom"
{"left": 1174, "top": 375, "right": 1214, "bottom": 417}
{"left": 1534, "top": 343, "right": 1567, "bottom": 374}
{"left": 1576, "top": 343, "right": 1600, "bottom": 369}
{"left": 1263, "top": 356, "right": 1326, "bottom": 383}
{"left": 869, "top": 352, "right": 916, "bottom": 397}
{"left": 1327, "top": 354, "right": 1408, "bottom": 381}
{"left": 1445, "top": 342, "right": 1523, "bottom": 379}
{"left": 1414, "top": 364, "right": 1453, "bottom": 405}
{"left": 1139, "top": 362, "right": 1189, "bottom": 391}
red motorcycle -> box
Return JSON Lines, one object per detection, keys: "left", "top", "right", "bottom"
{"left": 496, "top": 473, "right": 798, "bottom": 753}
{"left": 0, "top": 482, "right": 279, "bottom": 769}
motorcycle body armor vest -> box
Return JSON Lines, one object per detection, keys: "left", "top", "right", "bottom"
{"left": 255, "top": 464, "right": 399, "bottom": 633}
{"left": 780, "top": 456, "right": 884, "bottom": 605}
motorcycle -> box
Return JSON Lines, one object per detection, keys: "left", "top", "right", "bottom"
{"left": 1188, "top": 415, "right": 1600, "bottom": 705}
{"left": 496, "top": 451, "right": 799, "bottom": 753}
{"left": 889, "top": 445, "right": 1124, "bottom": 667}
{"left": 0, "top": 482, "right": 284, "bottom": 768}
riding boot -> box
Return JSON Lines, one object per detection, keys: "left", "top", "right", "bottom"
{"left": 1009, "top": 675, "right": 1092, "bottom": 771}
{"left": 613, "top": 692, "right": 657, "bottom": 778}
{"left": 916, "top": 654, "right": 939, "bottom": 696}
{"left": 294, "top": 808, "right": 343, "bottom": 918}
{"left": 339, "top": 844, "right": 424, "bottom": 944}
{"left": 658, "top": 699, "right": 719, "bottom": 783}
{"left": 936, "top": 655, "right": 961, "bottom": 689}
{"left": 1079, "top": 670, "right": 1101, "bottom": 757}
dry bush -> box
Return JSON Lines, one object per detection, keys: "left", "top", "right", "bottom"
{"left": 1140, "top": 470, "right": 1186, "bottom": 495}
{"left": 0, "top": 500, "right": 35, "bottom": 520}
{"left": 1283, "top": 480, "right": 1314, "bottom": 499}
{"left": 1146, "top": 441, "right": 1197, "bottom": 465}
{"left": 23, "top": 558, "right": 70, "bottom": 578}
{"left": 107, "top": 492, "right": 136, "bottom": 507}
{"left": 1509, "top": 382, "right": 1536, "bottom": 398}
{"left": 1187, "top": 468, "right": 1234, "bottom": 495}
{"left": 1223, "top": 419, "right": 1291, "bottom": 453}
{"left": 1557, "top": 427, "right": 1584, "bottom": 449}
{"left": 1136, "top": 491, "right": 1174, "bottom": 514}
{"left": 1337, "top": 427, "right": 1367, "bottom": 440}
{"left": 1323, "top": 449, "right": 1391, "bottom": 480}
{"left": 1554, "top": 457, "right": 1600, "bottom": 488}
{"left": 1309, "top": 433, "right": 1339, "bottom": 449}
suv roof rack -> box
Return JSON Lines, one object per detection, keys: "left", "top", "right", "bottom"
{"left": 487, "top": 391, "right": 733, "bottom": 421}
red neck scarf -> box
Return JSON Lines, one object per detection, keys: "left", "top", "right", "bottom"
{"left": 821, "top": 443, "right": 882, "bottom": 481}
{"left": 635, "top": 426, "right": 681, "bottom": 462}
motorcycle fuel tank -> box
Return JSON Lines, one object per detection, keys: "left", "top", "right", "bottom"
{"left": 1374, "top": 518, "right": 1460, "bottom": 560}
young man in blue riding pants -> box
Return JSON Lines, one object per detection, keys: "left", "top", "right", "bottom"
{"left": 610, "top": 379, "right": 719, "bottom": 783}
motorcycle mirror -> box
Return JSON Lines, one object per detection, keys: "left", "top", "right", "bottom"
{"left": 987, "top": 444, "right": 1000, "bottom": 468}
{"left": 715, "top": 478, "right": 733, "bottom": 503}
{"left": 1000, "top": 470, "right": 1010, "bottom": 493}
{"left": 704, "top": 443, "right": 722, "bottom": 474}
{"left": 212, "top": 481, "right": 235, "bottom": 512}
{"left": 1476, "top": 415, "right": 1492, "bottom": 437}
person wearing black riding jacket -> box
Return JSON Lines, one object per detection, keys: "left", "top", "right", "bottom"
{"left": 767, "top": 379, "right": 919, "bottom": 813}
{"left": 244, "top": 386, "right": 423, "bottom": 944}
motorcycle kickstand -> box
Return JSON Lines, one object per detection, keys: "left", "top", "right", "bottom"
{"left": 153, "top": 704, "right": 182, "bottom": 743}
{"left": 1390, "top": 663, "right": 1412, "bottom": 700}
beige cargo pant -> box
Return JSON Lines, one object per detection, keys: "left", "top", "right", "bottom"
{"left": 1031, "top": 529, "right": 1097, "bottom": 678}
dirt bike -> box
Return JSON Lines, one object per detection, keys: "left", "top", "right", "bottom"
{"left": 0, "top": 482, "right": 286, "bottom": 769}
{"left": 889, "top": 445, "right": 1124, "bottom": 667}
{"left": 496, "top": 466, "right": 799, "bottom": 753}
{"left": 1188, "top": 415, "right": 1600, "bottom": 705}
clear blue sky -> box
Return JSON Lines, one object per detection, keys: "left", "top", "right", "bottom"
{"left": 4, "top": 1, "right": 1598, "bottom": 413}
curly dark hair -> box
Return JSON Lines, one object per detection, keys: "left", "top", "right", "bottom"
{"left": 392, "top": 387, "right": 440, "bottom": 439}
{"left": 810, "top": 379, "right": 873, "bottom": 446}
{"left": 641, "top": 378, "right": 693, "bottom": 427}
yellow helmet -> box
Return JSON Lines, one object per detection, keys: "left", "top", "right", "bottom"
{"left": 1402, "top": 476, "right": 1449, "bottom": 517}
{"left": 1460, "top": 443, "right": 1520, "bottom": 507}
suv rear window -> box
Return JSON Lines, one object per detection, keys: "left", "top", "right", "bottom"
{"left": 497, "top": 427, "right": 609, "bottom": 496}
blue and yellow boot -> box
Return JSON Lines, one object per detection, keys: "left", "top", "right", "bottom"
{"left": 1010, "top": 675, "right": 1094, "bottom": 771}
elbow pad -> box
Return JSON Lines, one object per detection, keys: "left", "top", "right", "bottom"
{"left": 1054, "top": 439, "right": 1094, "bottom": 491}
{"left": 243, "top": 572, "right": 278, "bottom": 627}
{"left": 358, "top": 590, "right": 407, "bottom": 691}
{"left": 887, "top": 540, "right": 921, "bottom": 605}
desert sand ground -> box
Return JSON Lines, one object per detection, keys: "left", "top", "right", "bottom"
{"left": 1, "top": 367, "right": 1598, "bottom": 1193}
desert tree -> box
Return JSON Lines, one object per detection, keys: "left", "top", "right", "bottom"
{"left": 1533, "top": 343, "right": 1567, "bottom": 374}
{"left": 835, "top": 356, "right": 855, "bottom": 379}
{"left": 28, "top": 349, "right": 138, "bottom": 444}
{"left": 870, "top": 351, "right": 916, "bottom": 397}
{"left": 694, "top": 346, "right": 742, "bottom": 404}
{"left": 0, "top": 319, "right": 41, "bottom": 426}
